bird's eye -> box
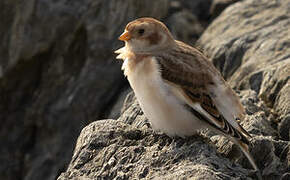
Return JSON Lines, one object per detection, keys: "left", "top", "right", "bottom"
{"left": 138, "top": 28, "right": 145, "bottom": 35}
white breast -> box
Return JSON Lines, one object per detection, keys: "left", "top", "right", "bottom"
{"left": 123, "top": 57, "right": 205, "bottom": 137}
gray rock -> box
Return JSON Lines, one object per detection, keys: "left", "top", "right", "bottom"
{"left": 196, "top": 0, "right": 290, "bottom": 177}
{"left": 167, "top": 10, "right": 204, "bottom": 46}
{"left": 58, "top": 0, "right": 290, "bottom": 179}
{"left": 107, "top": 87, "right": 131, "bottom": 119}
{"left": 58, "top": 119, "right": 252, "bottom": 180}
{"left": 0, "top": 0, "right": 169, "bottom": 180}
{"left": 176, "top": 0, "right": 212, "bottom": 22}
{"left": 278, "top": 115, "right": 290, "bottom": 141}
{"left": 2, "top": 0, "right": 290, "bottom": 179}
{"left": 198, "top": 0, "right": 290, "bottom": 146}
{"left": 58, "top": 88, "right": 289, "bottom": 179}
{"left": 210, "top": 0, "right": 241, "bottom": 19}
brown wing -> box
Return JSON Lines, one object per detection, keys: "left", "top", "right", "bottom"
{"left": 184, "top": 87, "right": 251, "bottom": 144}
{"left": 154, "top": 43, "right": 251, "bottom": 144}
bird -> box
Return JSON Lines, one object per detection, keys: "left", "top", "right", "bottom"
{"left": 115, "top": 17, "right": 262, "bottom": 179}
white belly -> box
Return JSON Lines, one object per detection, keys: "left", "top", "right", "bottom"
{"left": 124, "top": 57, "right": 205, "bottom": 137}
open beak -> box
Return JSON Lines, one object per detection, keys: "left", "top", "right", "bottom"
{"left": 119, "top": 31, "right": 131, "bottom": 41}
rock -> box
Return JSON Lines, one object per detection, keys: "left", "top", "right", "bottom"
{"left": 58, "top": 0, "right": 290, "bottom": 179}
{"left": 0, "top": 0, "right": 170, "bottom": 180}
{"left": 58, "top": 91, "right": 289, "bottom": 179}
{"left": 176, "top": 0, "right": 212, "bottom": 22}
{"left": 209, "top": 90, "right": 289, "bottom": 179}
{"left": 58, "top": 119, "right": 252, "bottom": 180}
{"left": 0, "top": 0, "right": 214, "bottom": 178}
{"left": 107, "top": 87, "right": 131, "bottom": 119}
{"left": 166, "top": 0, "right": 213, "bottom": 43}
{"left": 119, "top": 91, "right": 148, "bottom": 129}
{"left": 197, "top": 0, "right": 290, "bottom": 177}
{"left": 210, "top": 0, "right": 241, "bottom": 19}
{"left": 58, "top": 89, "right": 289, "bottom": 179}
{"left": 165, "top": 0, "right": 223, "bottom": 45}
{"left": 275, "top": 82, "right": 290, "bottom": 141}
{"left": 2, "top": 0, "right": 290, "bottom": 179}
{"left": 278, "top": 115, "right": 290, "bottom": 141}
{"left": 198, "top": 0, "right": 290, "bottom": 144}
{"left": 167, "top": 10, "right": 204, "bottom": 46}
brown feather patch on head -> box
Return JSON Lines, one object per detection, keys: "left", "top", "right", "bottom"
{"left": 147, "top": 32, "right": 161, "bottom": 45}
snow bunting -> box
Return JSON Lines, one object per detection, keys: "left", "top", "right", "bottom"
{"left": 115, "top": 17, "right": 261, "bottom": 179}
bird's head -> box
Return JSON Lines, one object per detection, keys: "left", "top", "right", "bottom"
{"left": 118, "top": 17, "right": 175, "bottom": 53}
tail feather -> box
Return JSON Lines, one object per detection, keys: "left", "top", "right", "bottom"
{"left": 232, "top": 138, "right": 262, "bottom": 180}
{"left": 183, "top": 102, "right": 262, "bottom": 179}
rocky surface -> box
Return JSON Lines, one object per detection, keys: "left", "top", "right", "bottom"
{"left": 58, "top": 89, "right": 289, "bottom": 180}
{"left": 198, "top": 0, "right": 290, "bottom": 142}
{"left": 1, "top": 0, "right": 289, "bottom": 180}
{"left": 58, "top": 0, "right": 290, "bottom": 179}
{"left": 57, "top": 119, "right": 251, "bottom": 180}
{"left": 210, "top": 0, "right": 241, "bottom": 19}
{"left": 0, "top": 0, "right": 225, "bottom": 180}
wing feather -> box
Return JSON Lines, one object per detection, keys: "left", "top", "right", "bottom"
{"left": 155, "top": 42, "right": 251, "bottom": 143}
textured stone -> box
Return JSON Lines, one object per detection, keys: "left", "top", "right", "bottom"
{"left": 2, "top": 0, "right": 290, "bottom": 179}
{"left": 0, "top": 1, "right": 169, "bottom": 180}
{"left": 59, "top": 88, "right": 289, "bottom": 179}
{"left": 176, "top": 0, "right": 212, "bottom": 22}
{"left": 59, "top": 0, "right": 289, "bottom": 179}
{"left": 198, "top": 0, "right": 290, "bottom": 146}
{"left": 167, "top": 10, "right": 204, "bottom": 46}
{"left": 210, "top": 0, "right": 241, "bottom": 18}
{"left": 58, "top": 120, "right": 252, "bottom": 180}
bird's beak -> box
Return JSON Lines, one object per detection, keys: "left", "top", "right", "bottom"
{"left": 119, "top": 31, "right": 131, "bottom": 41}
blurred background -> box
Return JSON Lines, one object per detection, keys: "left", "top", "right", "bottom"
{"left": 0, "top": 0, "right": 228, "bottom": 179}
{"left": 1, "top": 0, "right": 289, "bottom": 180}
